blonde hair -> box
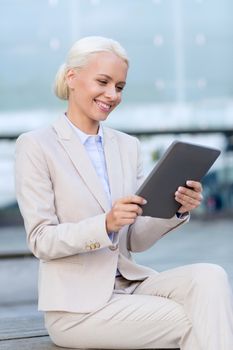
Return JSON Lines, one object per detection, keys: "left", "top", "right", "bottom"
{"left": 54, "top": 36, "right": 129, "bottom": 100}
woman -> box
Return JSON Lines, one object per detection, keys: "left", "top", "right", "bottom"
{"left": 15, "top": 36, "right": 233, "bottom": 349}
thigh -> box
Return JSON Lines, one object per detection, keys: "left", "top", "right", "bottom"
{"left": 133, "top": 265, "right": 194, "bottom": 305}
{"left": 45, "top": 293, "right": 191, "bottom": 349}
{"left": 133, "top": 263, "right": 229, "bottom": 305}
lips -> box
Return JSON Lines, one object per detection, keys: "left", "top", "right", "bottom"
{"left": 94, "top": 100, "right": 112, "bottom": 112}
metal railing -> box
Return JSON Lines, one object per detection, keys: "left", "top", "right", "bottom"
{"left": 1, "top": 126, "right": 233, "bottom": 139}
{"left": 0, "top": 127, "right": 233, "bottom": 224}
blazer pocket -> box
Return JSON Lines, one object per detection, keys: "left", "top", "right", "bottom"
{"left": 42, "top": 255, "right": 83, "bottom": 265}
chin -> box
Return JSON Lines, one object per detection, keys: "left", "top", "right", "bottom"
{"left": 95, "top": 113, "right": 110, "bottom": 122}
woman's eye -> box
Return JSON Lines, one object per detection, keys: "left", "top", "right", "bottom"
{"left": 116, "top": 86, "right": 124, "bottom": 92}
{"left": 97, "top": 80, "right": 107, "bottom": 85}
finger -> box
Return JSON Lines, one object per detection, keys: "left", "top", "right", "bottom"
{"left": 121, "top": 211, "right": 139, "bottom": 220}
{"left": 113, "top": 203, "right": 142, "bottom": 216}
{"left": 176, "top": 187, "right": 203, "bottom": 201}
{"left": 175, "top": 192, "right": 201, "bottom": 208}
{"left": 111, "top": 209, "right": 139, "bottom": 223}
{"left": 118, "top": 195, "right": 147, "bottom": 205}
{"left": 186, "top": 180, "right": 203, "bottom": 193}
{"left": 175, "top": 199, "right": 195, "bottom": 212}
{"left": 176, "top": 189, "right": 203, "bottom": 203}
{"left": 126, "top": 204, "right": 143, "bottom": 215}
{"left": 116, "top": 209, "right": 142, "bottom": 220}
{"left": 119, "top": 203, "right": 143, "bottom": 215}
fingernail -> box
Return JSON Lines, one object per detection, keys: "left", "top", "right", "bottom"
{"left": 142, "top": 199, "right": 147, "bottom": 204}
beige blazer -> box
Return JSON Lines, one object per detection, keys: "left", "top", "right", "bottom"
{"left": 15, "top": 115, "right": 188, "bottom": 313}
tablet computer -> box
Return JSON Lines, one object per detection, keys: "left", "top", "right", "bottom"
{"left": 136, "top": 141, "right": 221, "bottom": 218}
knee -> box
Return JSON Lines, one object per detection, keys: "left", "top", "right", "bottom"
{"left": 192, "top": 263, "right": 228, "bottom": 288}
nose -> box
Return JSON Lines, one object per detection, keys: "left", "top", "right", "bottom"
{"left": 104, "top": 86, "right": 118, "bottom": 101}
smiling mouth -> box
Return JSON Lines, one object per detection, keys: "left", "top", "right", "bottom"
{"left": 94, "top": 100, "right": 112, "bottom": 112}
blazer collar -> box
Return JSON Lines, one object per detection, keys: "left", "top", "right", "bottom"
{"left": 52, "top": 115, "right": 123, "bottom": 211}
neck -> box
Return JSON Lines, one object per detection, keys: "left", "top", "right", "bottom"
{"left": 66, "top": 111, "right": 99, "bottom": 135}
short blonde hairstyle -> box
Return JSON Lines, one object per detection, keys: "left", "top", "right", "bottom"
{"left": 54, "top": 36, "right": 129, "bottom": 100}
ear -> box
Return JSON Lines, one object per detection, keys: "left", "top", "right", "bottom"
{"left": 66, "top": 68, "right": 78, "bottom": 89}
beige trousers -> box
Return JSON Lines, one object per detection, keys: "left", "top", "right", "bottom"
{"left": 45, "top": 263, "right": 233, "bottom": 349}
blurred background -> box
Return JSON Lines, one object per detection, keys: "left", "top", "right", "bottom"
{"left": 0, "top": 0, "right": 232, "bottom": 321}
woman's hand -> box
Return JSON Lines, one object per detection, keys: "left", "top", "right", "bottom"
{"left": 106, "top": 195, "right": 146, "bottom": 233}
{"left": 175, "top": 180, "right": 203, "bottom": 214}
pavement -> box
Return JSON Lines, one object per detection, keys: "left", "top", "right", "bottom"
{"left": 0, "top": 219, "right": 232, "bottom": 319}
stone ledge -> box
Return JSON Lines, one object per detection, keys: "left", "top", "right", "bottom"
{"left": 0, "top": 315, "right": 179, "bottom": 349}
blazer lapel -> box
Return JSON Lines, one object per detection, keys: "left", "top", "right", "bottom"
{"left": 52, "top": 115, "right": 110, "bottom": 212}
{"left": 103, "top": 128, "right": 123, "bottom": 204}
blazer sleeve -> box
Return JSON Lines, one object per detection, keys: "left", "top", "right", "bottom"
{"left": 127, "top": 138, "right": 189, "bottom": 253}
{"left": 15, "top": 134, "right": 113, "bottom": 261}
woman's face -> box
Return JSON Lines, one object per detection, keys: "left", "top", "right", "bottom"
{"left": 66, "top": 51, "right": 128, "bottom": 133}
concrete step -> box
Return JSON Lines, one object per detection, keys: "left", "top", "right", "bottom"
{"left": 0, "top": 315, "right": 46, "bottom": 340}
{"left": 0, "top": 336, "right": 64, "bottom": 350}
{"left": 0, "top": 336, "right": 178, "bottom": 350}
{"left": 0, "top": 315, "right": 71, "bottom": 349}
{"left": 0, "top": 315, "right": 179, "bottom": 349}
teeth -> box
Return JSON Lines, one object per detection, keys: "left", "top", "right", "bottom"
{"left": 95, "top": 100, "right": 111, "bottom": 110}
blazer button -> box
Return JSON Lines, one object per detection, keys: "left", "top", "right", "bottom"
{"left": 95, "top": 242, "right": 100, "bottom": 248}
{"left": 85, "top": 245, "right": 91, "bottom": 250}
{"left": 109, "top": 244, "right": 118, "bottom": 251}
{"left": 90, "top": 243, "right": 96, "bottom": 250}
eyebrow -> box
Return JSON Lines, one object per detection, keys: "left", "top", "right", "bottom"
{"left": 97, "top": 74, "right": 126, "bottom": 85}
